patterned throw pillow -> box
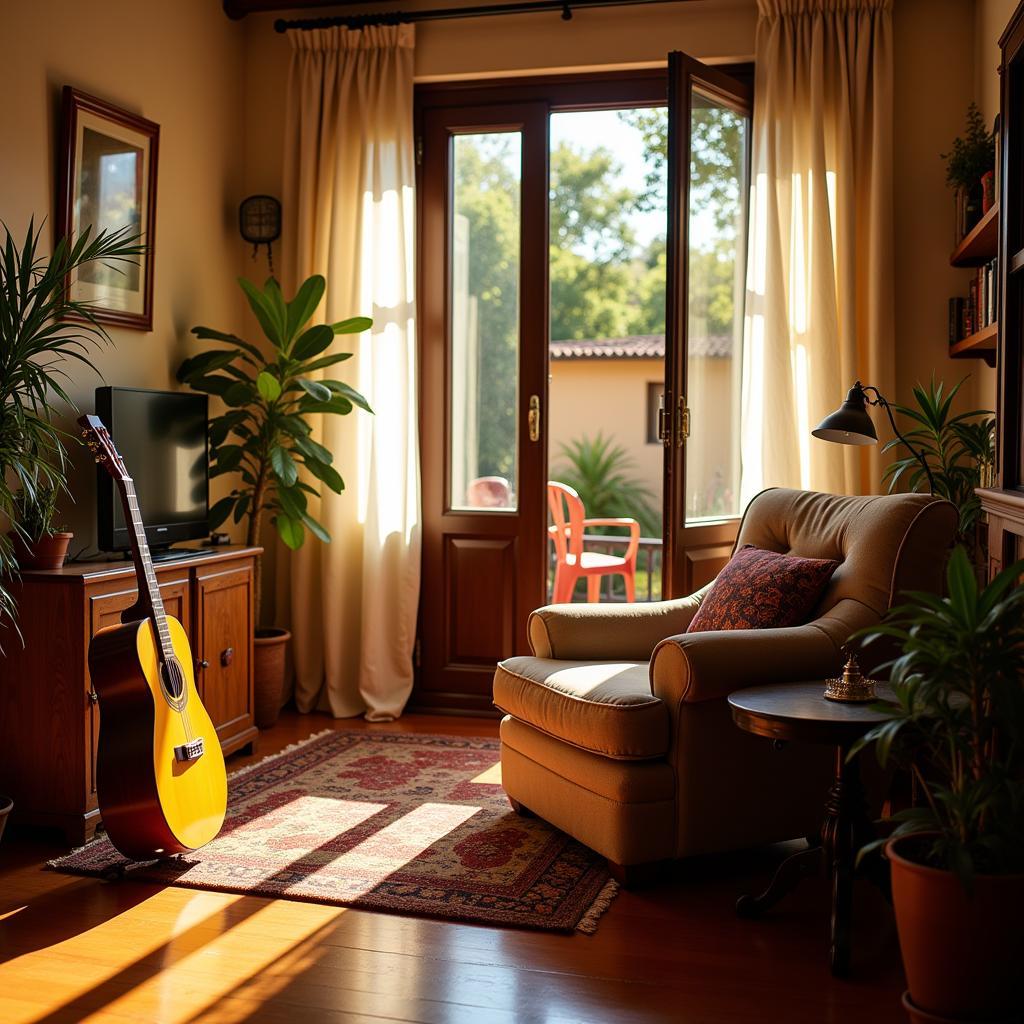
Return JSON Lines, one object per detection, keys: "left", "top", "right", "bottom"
{"left": 686, "top": 545, "right": 840, "bottom": 633}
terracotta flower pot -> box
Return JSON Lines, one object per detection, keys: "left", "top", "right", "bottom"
{"left": 0, "top": 795, "right": 12, "bottom": 844}
{"left": 253, "top": 627, "right": 290, "bottom": 729}
{"left": 888, "top": 834, "right": 1024, "bottom": 1023}
{"left": 9, "top": 531, "right": 73, "bottom": 570}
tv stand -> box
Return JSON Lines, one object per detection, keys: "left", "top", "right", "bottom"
{"left": 147, "top": 546, "right": 221, "bottom": 563}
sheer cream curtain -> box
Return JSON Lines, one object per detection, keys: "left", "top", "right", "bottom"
{"left": 279, "top": 24, "right": 420, "bottom": 721}
{"left": 741, "top": 0, "right": 894, "bottom": 504}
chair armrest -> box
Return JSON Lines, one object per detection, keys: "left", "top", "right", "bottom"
{"left": 529, "top": 591, "right": 707, "bottom": 661}
{"left": 581, "top": 518, "right": 641, "bottom": 562}
{"left": 650, "top": 598, "right": 880, "bottom": 706}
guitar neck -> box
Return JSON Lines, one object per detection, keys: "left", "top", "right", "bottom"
{"left": 118, "top": 478, "right": 174, "bottom": 660}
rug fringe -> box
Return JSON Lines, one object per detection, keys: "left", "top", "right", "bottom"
{"left": 226, "top": 729, "right": 335, "bottom": 781}
{"left": 575, "top": 877, "right": 620, "bottom": 934}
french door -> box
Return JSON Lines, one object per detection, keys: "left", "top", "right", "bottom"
{"left": 663, "top": 54, "right": 752, "bottom": 596}
{"left": 415, "top": 61, "right": 751, "bottom": 711}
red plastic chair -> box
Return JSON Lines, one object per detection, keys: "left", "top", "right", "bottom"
{"left": 547, "top": 481, "right": 640, "bottom": 604}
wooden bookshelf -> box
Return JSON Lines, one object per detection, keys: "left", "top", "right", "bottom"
{"left": 950, "top": 203, "right": 999, "bottom": 266}
{"left": 950, "top": 320, "right": 997, "bottom": 365}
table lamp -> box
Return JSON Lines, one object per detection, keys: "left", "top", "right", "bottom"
{"left": 812, "top": 381, "right": 935, "bottom": 492}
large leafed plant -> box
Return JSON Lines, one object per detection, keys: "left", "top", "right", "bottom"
{"left": 853, "top": 546, "right": 1024, "bottom": 889}
{"left": 177, "top": 275, "right": 371, "bottom": 622}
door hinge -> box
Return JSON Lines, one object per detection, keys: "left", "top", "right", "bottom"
{"left": 414, "top": 636, "right": 422, "bottom": 669}
{"left": 657, "top": 393, "right": 670, "bottom": 447}
{"left": 415, "top": 135, "right": 424, "bottom": 166}
{"left": 677, "top": 396, "right": 690, "bottom": 446}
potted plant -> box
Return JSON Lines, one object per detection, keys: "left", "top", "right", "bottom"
{"left": 8, "top": 486, "right": 73, "bottom": 570}
{"left": 178, "top": 274, "right": 371, "bottom": 728}
{"left": 943, "top": 102, "right": 996, "bottom": 238}
{"left": 854, "top": 546, "right": 1024, "bottom": 1024}
{"left": 882, "top": 376, "right": 994, "bottom": 577}
{"left": 0, "top": 219, "right": 142, "bottom": 635}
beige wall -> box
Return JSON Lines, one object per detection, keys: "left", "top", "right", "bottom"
{"left": 549, "top": 355, "right": 737, "bottom": 522}
{"left": 549, "top": 359, "right": 664, "bottom": 514}
{"left": 893, "top": 0, "right": 997, "bottom": 416}
{"left": 0, "top": 0, "right": 246, "bottom": 549}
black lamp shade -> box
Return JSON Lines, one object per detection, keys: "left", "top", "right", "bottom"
{"left": 811, "top": 386, "right": 878, "bottom": 446}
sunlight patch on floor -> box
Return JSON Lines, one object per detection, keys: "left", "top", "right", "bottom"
{"left": 469, "top": 760, "right": 502, "bottom": 786}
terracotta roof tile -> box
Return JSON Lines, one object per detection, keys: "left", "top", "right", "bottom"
{"left": 549, "top": 334, "right": 732, "bottom": 360}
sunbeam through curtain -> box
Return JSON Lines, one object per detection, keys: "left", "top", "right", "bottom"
{"left": 741, "top": 0, "right": 893, "bottom": 503}
{"left": 279, "top": 23, "right": 420, "bottom": 721}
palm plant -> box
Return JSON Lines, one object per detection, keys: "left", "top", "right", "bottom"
{"left": 0, "top": 219, "right": 143, "bottom": 632}
{"left": 853, "top": 546, "right": 1024, "bottom": 888}
{"left": 554, "top": 432, "right": 660, "bottom": 536}
{"left": 882, "top": 376, "right": 994, "bottom": 566}
{"left": 177, "top": 274, "right": 371, "bottom": 624}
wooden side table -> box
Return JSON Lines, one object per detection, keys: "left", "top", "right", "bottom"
{"left": 727, "top": 682, "right": 892, "bottom": 977}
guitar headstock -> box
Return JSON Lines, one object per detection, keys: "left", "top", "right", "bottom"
{"left": 78, "top": 414, "right": 129, "bottom": 481}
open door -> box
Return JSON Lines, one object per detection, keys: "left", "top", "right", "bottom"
{"left": 662, "top": 53, "right": 752, "bottom": 597}
{"left": 416, "top": 102, "right": 550, "bottom": 713}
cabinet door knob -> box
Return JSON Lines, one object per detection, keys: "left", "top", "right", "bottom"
{"left": 88, "top": 690, "right": 98, "bottom": 705}
{"left": 220, "top": 647, "right": 234, "bottom": 667}
{"left": 198, "top": 659, "right": 210, "bottom": 670}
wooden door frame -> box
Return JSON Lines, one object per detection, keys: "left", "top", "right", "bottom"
{"left": 663, "top": 53, "right": 753, "bottom": 598}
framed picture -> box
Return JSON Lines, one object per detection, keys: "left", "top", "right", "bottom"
{"left": 57, "top": 88, "right": 159, "bottom": 331}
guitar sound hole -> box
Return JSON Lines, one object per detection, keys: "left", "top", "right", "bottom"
{"left": 161, "top": 658, "right": 186, "bottom": 700}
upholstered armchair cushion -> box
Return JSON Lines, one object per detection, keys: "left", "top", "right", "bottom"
{"left": 493, "top": 658, "right": 669, "bottom": 759}
{"left": 528, "top": 592, "right": 705, "bottom": 662}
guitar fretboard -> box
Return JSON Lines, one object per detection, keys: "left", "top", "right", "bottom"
{"left": 123, "top": 478, "right": 175, "bottom": 661}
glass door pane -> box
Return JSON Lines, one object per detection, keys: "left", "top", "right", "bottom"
{"left": 449, "top": 132, "right": 522, "bottom": 512}
{"left": 685, "top": 90, "right": 748, "bottom": 522}
{"left": 547, "top": 106, "right": 667, "bottom": 601}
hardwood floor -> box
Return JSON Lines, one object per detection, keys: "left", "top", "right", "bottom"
{"left": 0, "top": 710, "right": 907, "bottom": 1024}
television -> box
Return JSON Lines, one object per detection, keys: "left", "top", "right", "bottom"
{"left": 95, "top": 387, "right": 210, "bottom": 557}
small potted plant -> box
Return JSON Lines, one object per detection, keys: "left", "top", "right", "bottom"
{"left": 178, "top": 274, "right": 371, "bottom": 728}
{"left": 942, "top": 102, "right": 996, "bottom": 238}
{"left": 882, "top": 376, "right": 994, "bottom": 578}
{"left": 854, "top": 547, "right": 1024, "bottom": 1024}
{"left": 9, "top": 486, "right": 73, "bottom": 570}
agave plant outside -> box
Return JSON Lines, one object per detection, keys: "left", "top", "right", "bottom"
{"left": 177, "top": 274, "right": 371, "bottom": 623}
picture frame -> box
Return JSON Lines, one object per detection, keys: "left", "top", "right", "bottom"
{"left": 57, "top": 87, "right": 159, "bottom": 331}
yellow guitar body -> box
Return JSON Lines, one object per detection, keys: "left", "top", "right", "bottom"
{"left": 89, "top": 614, "right": 228, "bottom": 859}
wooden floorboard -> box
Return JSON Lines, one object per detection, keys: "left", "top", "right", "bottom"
{"left": 0, "top": 710, "right": 906, "bottom": 1024}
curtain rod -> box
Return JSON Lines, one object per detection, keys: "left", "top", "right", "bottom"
{"left": 274, "top": 0, "right": 693, "bottom": 32}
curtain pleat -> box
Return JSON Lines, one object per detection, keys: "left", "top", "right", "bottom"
{"left": 279, "top": 24, "right": 420, "bottom": 721}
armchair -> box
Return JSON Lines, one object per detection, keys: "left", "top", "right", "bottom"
{"left": 493, "top": 488, "right": 958, "bottom": 882}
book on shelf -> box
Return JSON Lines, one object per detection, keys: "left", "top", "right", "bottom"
{"left": 950, "top": 257, "right": 999, "bottom": 345}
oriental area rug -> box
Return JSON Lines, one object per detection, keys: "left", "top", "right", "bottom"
{"left": 48, "top": 729, "right": 618, "bottom": 933}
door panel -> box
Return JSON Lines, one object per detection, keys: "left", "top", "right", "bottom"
{"left": 417, "top": 103, "right": 549, "bottom": 712}
{"left": 663, "top": 53, "right": 752, "bottom": 597}
{"left": 194, "top": 565, "right": 253, "bottom": 746}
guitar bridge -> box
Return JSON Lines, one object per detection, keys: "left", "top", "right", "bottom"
{"left": 173, "top": 738, "right": 205, "bottom": 763}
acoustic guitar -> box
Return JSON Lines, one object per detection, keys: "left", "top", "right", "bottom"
{"left": 79, "top": 414, "right": 227, "bottom": 859}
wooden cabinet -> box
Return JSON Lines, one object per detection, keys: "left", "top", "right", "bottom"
{"left": 0, "top": 545, "right": 260, "bottom": 845}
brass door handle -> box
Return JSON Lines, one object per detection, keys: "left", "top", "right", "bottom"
{"left": 528, "top": 394, "right": 541, "bottom": 443}
{"left": 198, "top": 659, "right": 210, "bottom": 670}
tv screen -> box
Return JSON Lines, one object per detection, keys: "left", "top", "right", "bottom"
{"left": 95, "top": 387, "right": 209, "bottom": 552}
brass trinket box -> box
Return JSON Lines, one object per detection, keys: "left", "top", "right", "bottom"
{"left": 824, "top": 652, "right": 877, "bottom": 703}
